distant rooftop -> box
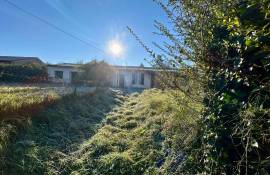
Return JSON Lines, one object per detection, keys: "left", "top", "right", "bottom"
{"left": 46, "top": 63, "right": 81, "bottom": 68}
{"left": 0, "top": 56, "right": 43, "bottom": 64}
{"left": 113, "top": 65, "right": 157, "bottom": 71}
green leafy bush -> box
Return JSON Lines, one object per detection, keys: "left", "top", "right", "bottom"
{"left": 0, "top": 63, "right": 48, "bottom": 83}
{"left": 78, "top": 60, "right": 114, "bottom": 86}
{"left": 152, "top": 0, "right": 270, "bottom": 174}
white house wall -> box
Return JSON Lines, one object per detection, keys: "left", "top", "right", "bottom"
{"left": 47, "top": 66, "right": 78, "bottom": 83}
{"left": 111, "top": 70, "right": 152, "bottom": 89}
{"left": 47, "top": 65, "right": 153, "bottom": 88}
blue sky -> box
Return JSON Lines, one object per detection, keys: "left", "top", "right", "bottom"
{"left": 0, "top": 0, "right": 169, "bottom": 66}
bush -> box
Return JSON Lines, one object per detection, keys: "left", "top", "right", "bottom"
{"left": 78, "top": 60, "right": 114, "bottom": 86}
{"left": 0, "top": 63, "right": 48, "bottom": 83}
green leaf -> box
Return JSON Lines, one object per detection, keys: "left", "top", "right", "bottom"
{"left": 245, "top": 39, "right": 252, "bottom": 46}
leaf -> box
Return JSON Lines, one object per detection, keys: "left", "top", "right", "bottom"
{"left": 245, "top": 39, "right": 252, "bottom": 46}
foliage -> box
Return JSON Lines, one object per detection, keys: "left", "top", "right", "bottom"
{"left": 143, "top": 0, "right": 270, "bottom": 174}
{"left": 198, "top": 1, "right": 270, "bottom": 174}
{"left": 0, "top": 63, "right": 48, "bottom": 83}
{"left": 78, "top": 60, "right": 114, "bottom": 86}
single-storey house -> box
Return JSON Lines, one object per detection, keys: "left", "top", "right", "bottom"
{"left": 47, "top": 63, "right": 81, "bottom": 84}
{"left": 47, "top": 63, "right": 158, "bottom": 88}
{"left": 0, "top": 56, "right": 159, "bottom": 89}
{"left": 111, "top": 65, "right": 156, "bottom": 88}
{"left": 0, "top": 56, "right": 43, "bottom": 65}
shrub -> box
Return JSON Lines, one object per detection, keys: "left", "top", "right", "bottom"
{"left": 78, "top": 60, "right": 114, "bottom": 86}
{"left": 0, "top": 63, "right": 48, "bottom": 83}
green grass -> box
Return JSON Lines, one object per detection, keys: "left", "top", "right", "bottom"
{"left": 0, "top": 88, "right": 201, "bottom": 175}
{"left": 65, "top": 89, "right": 201, "bottom": 174}
{"left": 0, "top": 86, "right": 60, "bottom": 119}
{"left": 0, "top": 88, "right": 124, "bottom": 174}
{"left": 0, "top": 86, "right": 61, "bottom": 161}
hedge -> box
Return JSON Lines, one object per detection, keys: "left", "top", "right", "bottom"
{"left": 0, "top": 64, "right": 48, "bottom": 83}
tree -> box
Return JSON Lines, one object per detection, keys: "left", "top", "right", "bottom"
{"left": 79, "top": 60, "right": 114, "bottom": 87}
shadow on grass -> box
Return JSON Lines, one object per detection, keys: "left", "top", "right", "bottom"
{"left": 0, "top": 88, "right": 125, "bottom": 175}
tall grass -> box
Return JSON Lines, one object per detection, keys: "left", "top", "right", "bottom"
{"left": 0, "top": 88, "right": 201, "bottom": 174}
{"left": 0, "top": 87, "right": 60, "bottom": 119}
{"left": 0, "top": 86, "right": 62, "bottom": 167}
{"left": 0, "top": 86, "right": 79, "bottom": 170}
{"left": 65, "top": 89, "right": 201, "bottom": 174}
{"left": 0, "top": 88, "right": 124, "bottom": 174}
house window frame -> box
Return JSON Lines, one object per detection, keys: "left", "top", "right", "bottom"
{"left": 140, "top": 73, "right": 144, "bottom": 85}
{"left": 71, "top": 71, "right": 78, "bottom": 82}
{"left": 132, "top": 72, "right": 137, "bottom": 85}
{"left": 55, "top": 70, "right": 63, "bottom": 79}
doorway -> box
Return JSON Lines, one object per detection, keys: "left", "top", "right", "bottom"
{"left": 119, "top": 74, "right": 125, "bottom": 88}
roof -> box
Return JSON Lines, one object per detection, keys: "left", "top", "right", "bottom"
{"left": 46, "top": 63, "right": 158, "bottom": 72}
{"left": 0, "top": 56, "right": 43, "bottom": 63}
{"left": 112, "top": 65, "right": 157, "bottom": 72}
{"left": 47, "top": 63, "right": 81, "bottom": 68}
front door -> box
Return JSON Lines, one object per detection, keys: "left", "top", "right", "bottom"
{"left": 119, "top": 74, "right": 125, "bottom": 88}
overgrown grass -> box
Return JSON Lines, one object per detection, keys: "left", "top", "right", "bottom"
{"left": 0, "top": 88, "right": 201, "bottom": 174}
{"left": 0, "top": 86, "right": 61, "bottom": 161}
{"left": 0, "top": 88, "right": 124, "bottom": 174}
{"left": 65, "top": 89, "right": 201, "bottom": 174}
{"left": 0, "top": 86, "right": 60, "bottom": 119}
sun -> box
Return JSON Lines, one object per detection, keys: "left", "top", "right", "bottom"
{"left": 108, "top": 40, "right": 123, "bottom": 57}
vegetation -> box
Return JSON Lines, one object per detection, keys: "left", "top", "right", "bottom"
{"left": 0, "top": 88, "right": 124, "bottom": 174}
{"left": 64, "top": 89, "right": 201, "bottom": 174}
{"left": 1, "top": 0, "right": 269, "bottom": 174}
{"left": 0, "top": 86, "right": 60, "bottom": 168}
{"left": 0, "top": 86, "right": 59, "bottom": 120}
{"left": 0, "top": 88, "right": 199, "bottom": 174}
{"left": 129, "top": 0, "right": 270, "bottom": 174}
{"left": 0, "top": 63, "right": 48, "bottom": 83}
{"left": 78, "top": 60, "right": 114, "bottom": 86}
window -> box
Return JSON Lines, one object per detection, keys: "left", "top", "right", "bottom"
{"left": 140, "top": 73, "right": 144, "bottom": 85}
{"left": 71, "top": 72, "right": 78, "bottom": 82}
{"left": 132, "top": 73, "right": 137, "bottom": 84}
{"left": 55, "top": 71, "right": 63, "bottom": 79}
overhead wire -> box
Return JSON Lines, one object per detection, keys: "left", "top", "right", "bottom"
{"left": 3, "top": 0, "right": 107, "bottom": 55}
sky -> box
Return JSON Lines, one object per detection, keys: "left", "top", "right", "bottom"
{"left": 0, "top": 0, "right": 169, "bottom": 66}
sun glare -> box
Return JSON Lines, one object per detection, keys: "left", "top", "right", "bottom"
{"left": 108, "top": 40, "right": 123, "bottom": 57}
